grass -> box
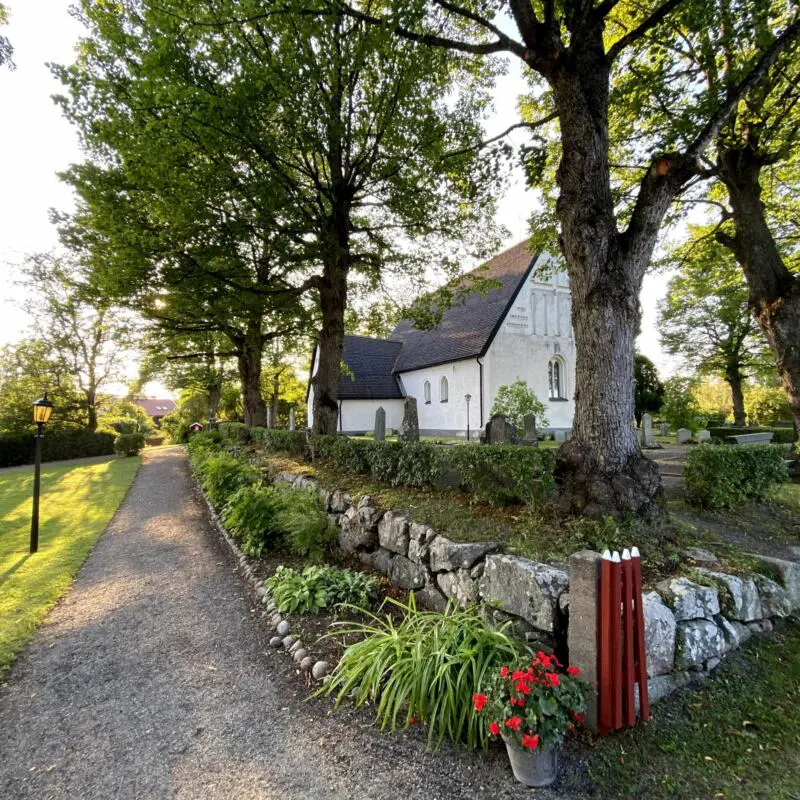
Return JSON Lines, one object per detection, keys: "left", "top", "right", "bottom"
{"left": 586, "top": 618, "right": 800, "bottom": 799}
{"left": 0, "top": 456, "right": 141, "bottom": 677}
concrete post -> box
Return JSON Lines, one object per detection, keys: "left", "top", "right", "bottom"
{"left": 568, "top": 549, "right": 602, "bottom": 730}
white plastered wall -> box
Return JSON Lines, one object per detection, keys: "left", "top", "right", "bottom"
{"left": 339, "top": 399, "right": 405, "bottom": 434}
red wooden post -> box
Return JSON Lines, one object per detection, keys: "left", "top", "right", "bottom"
{"left": 598, "top": 550, "right": 612, "bottom": 734}
{"left": 622, "top": 549, "right": 636, "bottom": 727}
{"left": 610, "top": 551, "right": 623, "bottom": 731}
{"left": 631, "top": 547, "right": 650, "bottom": 721}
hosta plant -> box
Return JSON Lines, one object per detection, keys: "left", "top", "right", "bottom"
{"left": 266, "top": 565, "right": 380, "bottom": 615}
{"left": 474, "top": 651, "right": 586, "bottom": 752}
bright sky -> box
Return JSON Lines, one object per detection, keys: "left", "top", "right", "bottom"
{"left": 0, "top": 0, "right": 678, "bottom": 393}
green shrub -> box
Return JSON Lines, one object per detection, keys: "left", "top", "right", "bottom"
{"left": 221, "top": 483, "right": 285, "bottom": 556}
{"left": 195, "top": 450, "right": 259, "bottom": 508}
{"left": 0, "top": 429, "right": 116, "bottom": 468}
{"left": 744, "top": 385, "right": 793, "bottom": 426}
{"left": 114, "top": 432, "right": 145, "bottom": 456}
{"left": 274, "top": 488, "right": 337, "bottom": 561}
{"left": 313, "top": 435, "right": 372, "bottom": 473}
{"left": 684, "top": 444, "right": 789, "bottom": 509}
{"left": 217, "top": 421, "right": 247, "bottom": 442}
{"left": 707, "top": 426, "right": 797, "bottom": 444}
{"left": 318, "top": 595, "right": 531, "bottom": 749}
{"left": 447, "top": 445, "right": 556, "bottom": 505}
{"left": 251, "top": 428, "right": 307, "bottom": 455}
{"left": 365, "top": 441, "right": 444, "bottom": 486}
{"left": 266, "top": 564, "right": 380, "bottom": 615}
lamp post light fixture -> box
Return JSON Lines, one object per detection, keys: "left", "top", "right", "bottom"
{"left": 465, "top": 393, "right": 472, "bottom": 442}
{"left": 30, "top": 392, "right": 54, "bottom": 554}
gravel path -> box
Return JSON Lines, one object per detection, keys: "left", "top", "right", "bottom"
{"left": 0, "top": 448, "right": 590, "bottom": 800}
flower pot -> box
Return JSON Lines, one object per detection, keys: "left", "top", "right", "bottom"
{"left": 503, "top": 738, "right": 558, "bottom": 788}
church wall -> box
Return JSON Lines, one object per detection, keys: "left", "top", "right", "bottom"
{"left": 338, "top": 399, "right": 405, "bottom": 434}
{"left": 397, "top": 359, "right": 481, "bottom": 437}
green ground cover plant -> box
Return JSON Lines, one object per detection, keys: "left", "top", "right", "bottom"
{"left": 276, "top": 488, "right": 337, "bottom": 561}
{"left": 586, "top": 619, "right": 800, "bottom": 799}
{"left": 318, "top": 595, "right": 531, "bottom": 749}
{"left": 266, "top": 564, "right": 380, "bottom": 615}
{"left": 0, "top": 456, "right": 141, "bottom": 676}
{"left": 221, "top": 483, "right": 285, "bottom": 556}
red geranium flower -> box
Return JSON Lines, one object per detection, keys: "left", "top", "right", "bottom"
{"left": 571, "top": 711, "right": 586, "bottom": 726}
{"left": 505, "top": 716, "right": 523, "bottom": 731}
{"left": 567, "top": 666, "right": 581, "bottom": 677}
{"left": 515, "top": 680, "right": 532, "bottom": 695}
{"left": 473, "top": 693, "right": 488, "bottom": 711}
{"left": 521, "top": 733, "right": 540, "bottom": 750}
{"left": 546, "top": 672, "right": 560, "bottom": 688}
{"left": 488, "top": 721, "right": 501, "bottom": 736}
{"left": 500, "top": 666, "right": 509, "bottom": 678}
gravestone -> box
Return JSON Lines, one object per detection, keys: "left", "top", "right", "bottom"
{"left": 267, "top": 407, "right": 276, "bottom": 429}
{"left": 288, "top": 407, "right": 296, "bottom": 431}
{"left": 522, "top": 413, "right": 539, "bottom": 446}
{"left": 660, "top": 423, "right": 670, "bottom": 437}
{"left": 676, "top": 428, "right": 692, "bottom": 445}
{"left": 398, "top": 397, "right": 419, "bottom": 442}
{"left": 374, "top": 406, "right": 386, "bottom": 442}
{"left": 697, "top": 430, "right": 711, "bottom": 442}
{"left": 484, "top": 413, "right": 516, "bottom": 444}
{"left": 641, "top": 413, "right": 654, "bottom": 446}
{"left": 554, "top": 430, "right": 567, "bottom": 443}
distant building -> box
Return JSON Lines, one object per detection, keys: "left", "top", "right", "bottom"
{"left": 307, "top": 241, "right": 575, "bottom": 436}
{"left": 133, "top": 398, "right": 177, "bottom": 426}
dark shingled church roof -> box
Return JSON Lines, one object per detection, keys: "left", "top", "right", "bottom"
{"left": 339, "top": 336, "right": 404, "bottom": 399}
{"left": 389, "top": 241, "right": 539, "bottom": 373}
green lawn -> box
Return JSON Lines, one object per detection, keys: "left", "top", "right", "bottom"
{"left": 0, "top": 457, "right": 141, "bottom": 677}
{"left": 586, "top": 618, "right": 800, "bottom": 799}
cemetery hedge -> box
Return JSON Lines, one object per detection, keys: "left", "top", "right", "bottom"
{"left": 215, "top": 424, "right": 556, "bottom": 505}
{"left": 684, "top": 444, "right": 789, "bottom": 510}
{"left": 0, "top": 429, "right": 116, "bottom": 468}
{"left": 706, "top": 425, "right": 797, "bottom": 444}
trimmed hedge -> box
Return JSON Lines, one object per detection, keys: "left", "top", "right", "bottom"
{"left": 217, "top": 421, "right": 307, "bottom": 455}
{"left": 114, "top": 432, "right": 145, "bottom": 456}
{"left": 684, "top": 443, "right": 789, "bottom": 509}
{"left": 707, "top": 426, "right": 797, "bottom": 444}
{"left": 0, "top": 429, "right": 116, "bottom": 468}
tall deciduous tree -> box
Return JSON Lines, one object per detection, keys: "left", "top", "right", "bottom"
{"left": 658, "top": 230, "right": 772, "bottom": 425}
{"left": 20, "top": 254, "right": 132, "bottom": 431}
{"left": 341, "top": 0, "right": 800, "bottom": 518}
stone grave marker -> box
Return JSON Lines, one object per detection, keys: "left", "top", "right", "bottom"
{"left": 697, "top": 430, "right": 711, "bottom": 442}
{"left": 484, "top": 413, "right": 516, "bottom": 444}
{"left": 660, "top": 423, "right": 670, "bottom": 437}
{"left": 642, "top": 413, "right": 654, "bottom": 446}
{"left": 374, "top": 406, "right": 386, "bottom": 441}
{"left": 554, "top": 430, "right": 567, "bottom": 443}
{"left": 522, "top": 413, "right": 539, "bottom": 447}
{"left": 288, "top": 407, "right": 296, "bottom": 431}
{"left": 398, "top": 397, "right": 419, "bottom": 442}
{"left": 676, "top": 428, "right": 692, "bottom": 444}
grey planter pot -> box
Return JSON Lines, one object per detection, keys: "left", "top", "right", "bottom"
{"left": 504, "top": 738, "right": 558, "bottom": 787}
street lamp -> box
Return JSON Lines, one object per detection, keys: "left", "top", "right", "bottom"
{"left": 30, "top": 392, "right": 54, "bottom": 554}
{"left": 465, "top": 394, "right": 472, "bottom": 442}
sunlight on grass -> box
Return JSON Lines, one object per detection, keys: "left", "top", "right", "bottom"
{"left": 0, "top": 456, "right": 141, "bottom": 676}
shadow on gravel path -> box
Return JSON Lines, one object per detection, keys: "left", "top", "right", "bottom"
{"left": 0, "top": 448, "right": 590, "bottom": 800}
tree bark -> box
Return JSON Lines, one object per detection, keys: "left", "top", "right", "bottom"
{"left": 86, "top": 391, "right": 98, "bottom": 432}
{"left": 718, "top": 146, "right": 800, "bottom": 436}
{"left": 236, "top": 321, "right": 268, "bottom": 428}
{"left": 726, "top": 367, "right": 747, "bottom": 426}
{"left": 207, "top": 382, "right": 222, "bottom": 421}
{"left": 547, "top": 40, "right": 662, "bottom": 519}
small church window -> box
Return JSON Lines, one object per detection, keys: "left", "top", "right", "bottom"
{"left": 440, "top": 376, "right": 449, "bottom": 403}
{"left": 424, "top": 380, "right": 431, "bottom": 404}
{"left": 548, "top": 358, "right": 566, "bottom": 400}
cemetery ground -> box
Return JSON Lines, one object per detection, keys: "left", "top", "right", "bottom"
{"left": 0, "top": 455, "right": 141, "bottom": 677}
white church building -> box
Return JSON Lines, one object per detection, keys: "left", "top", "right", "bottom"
{"left": 307, "top": 241, "right": 575, "bottom": 437}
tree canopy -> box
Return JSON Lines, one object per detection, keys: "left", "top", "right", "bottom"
{"left": 634, "top": 354, "right": 665, "bottom": 426}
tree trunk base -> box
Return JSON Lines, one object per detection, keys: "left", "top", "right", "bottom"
{"left": 554, "top": 441, "right": 663, "bottom": 521}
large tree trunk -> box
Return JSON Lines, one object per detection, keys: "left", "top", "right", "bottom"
{"left": 546, "top": 40, "right": 662, "bottom": 519}
{"left": 86, "top": 390, "right": 98, "bottom": 432}
{"left": 236, "top": 322, "right": 268, "bottom": 428}
{"left": 207, "top": 383, "right": 221, "bottom": 421}
{"left": 718, "top": 146, "right": 800, "bottom": 436}
{"left": 726, "top": 367, "right": 747, "bottom": 426}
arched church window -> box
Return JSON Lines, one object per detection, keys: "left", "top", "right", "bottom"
{"left": 548, "top": 357, "right": 566, "bottom": 400}
{"left": 440, "top": 376, "right": 449, "bottom": 403}
{"left": 424, "top": 380, "right": 431, "bottom": 404}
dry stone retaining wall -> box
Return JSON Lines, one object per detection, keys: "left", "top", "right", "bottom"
{"left": 277, "top": 472, "right": 800, "bottom": 707}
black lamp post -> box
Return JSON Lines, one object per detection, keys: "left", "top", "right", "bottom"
{"left": 30, "top": 392, "right": 54, "bottom": 554}
{"left": 465, "top": 394, "right": 472, "bottom": 442}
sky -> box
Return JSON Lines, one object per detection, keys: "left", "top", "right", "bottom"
{"left": 0, "top": 0, "right": 678, "bottom": 397}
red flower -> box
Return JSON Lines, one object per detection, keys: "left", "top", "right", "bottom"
{"left": 409, "top": 714, "right": 419, "bottom": 725}
{"left": 515, "top": 680, "right": 531, "bottom": 695}
{"left": 488, "top": 721, "right": 501, "bottom": 736}
{"left": 500, "top": 666, "right": 509, "bottom": 678}
{"left": 567, "top": 666, "right": 581, "bottom": 677}
{"left": 546, "top": 672, "right": 560, "bottom": 688}
{"left": 472, "top": 693, "right": 488, "bottom": 712}
{"left": 512, "top": 670, "right": 527, "bottom": 681}
{"left": 505, "top": 716, "right": 523, "bottom": 731}
{"left": 521, "top": 733, "right": 540, "bottom": 750}
{"left": 571, "top": 711, "right": 586, "bottom": 726}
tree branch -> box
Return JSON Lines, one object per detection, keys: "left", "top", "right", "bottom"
{"left": 443, "top": 114, "right": 558, "bottom": 159}
{"left": 607, "top": 0, "right": 687, "bottom": 63}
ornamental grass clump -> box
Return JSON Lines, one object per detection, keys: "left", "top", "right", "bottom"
{"left": 318, "top": 595, "right": 530, "bottom": 749}
{"left": 473, "top": 651, "right": 587, "bottom": 753}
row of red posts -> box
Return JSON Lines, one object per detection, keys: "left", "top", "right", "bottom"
{"left": 598, "top": 547, "right": 650, "bottom": 734}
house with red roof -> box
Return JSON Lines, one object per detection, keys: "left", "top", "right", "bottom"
{"left": 133, "top": 398, "right": 177, "bottom": 426}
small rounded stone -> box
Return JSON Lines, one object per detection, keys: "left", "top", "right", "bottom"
{"left": 293, "top": 648, "right": 309, "bottom": 663}
{"left": 289, "top": 640, "right": 303, "bottom": 654}
{"left": 300, "top": 656, "right": 315, "bottom": 671}
{"left": 311, "top": 661, "right": 330, "bottom": 680}
{"left": 266, "top": 602, "right": 276, "bottom": 612}
{"left": 276, "top": 620, "right": 291, "bottom": 636}
{"left": 282, "top": 635, "right": 295, "bottom": 649}
{"left": 269, "top": 636, "right": 283, "bottom": 649}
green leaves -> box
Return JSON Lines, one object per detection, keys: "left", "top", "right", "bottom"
{"left": 266, "top": 565, "right": 380, "bottom": 616}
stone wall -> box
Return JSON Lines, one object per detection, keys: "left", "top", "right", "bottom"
{"left": 275, "top": 471, "right": 800, "bottom": 709}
